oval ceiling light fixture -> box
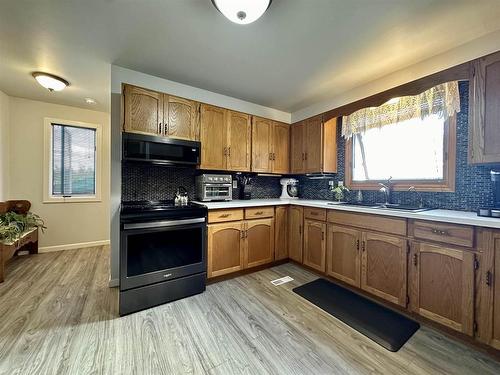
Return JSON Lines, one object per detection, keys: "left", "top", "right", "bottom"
{"left": 211, "top": 0, "right": 272, "bottom": 25}
{"left": 32, "top": 72, "right": 69, "bottom": 92}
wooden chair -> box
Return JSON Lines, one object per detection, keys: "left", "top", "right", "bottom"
{"left": 0, "top": 200, "right": 39, "bottom": 283}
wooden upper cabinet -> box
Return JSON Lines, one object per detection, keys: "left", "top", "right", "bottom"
{"left": 409, "top": 242, "right": 475, "bottom": 335}
{"left": 272, "top": 122, "right": 290, "bottom": 174}
{"left": 290, "top": 117, "right": 337, "bottom": 174}
{"left": 275, "top": 206, "right": 288, "bottom": 261}
{"left": 200, "top": 104, "right": 227, "bottom": 170}
{"left": 303, "top": 219, "right": 326, "bottom": 272}
{"left": 304, "top": 116, "right": 323, "bottom": 173}
{"left": 251, "top": 117, "right": 273, "bottom": 173}
{"left": 208, "top": 222, "right": 244, "bottom": 278}
{"left": 469, "top": 51, "right": 500, "bottom": 164}
{"left": 164, "top": 95, "right": 200, "bottom": 140}
{"left": 227, "top": 111, "right": 251, "bottom": 172}
{"left": 361, "top": 232, "right": 407, "bottom": 307}
{"left": 327, "top": 224, "right": 361, "bottom": 288}
{"left": 288, "top": 206, "right": 303, "bottom": 263}
{"left": 123, "top": 85, "right": 163, "bottom": 136}
{"left": 290, "top": 122, "right": 304, "bottom": 173}
{"left": 245, "top": 218, "right": 275, "bottom": 269}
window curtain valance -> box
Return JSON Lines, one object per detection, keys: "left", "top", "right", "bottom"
{"left": 341, "top": 81, "right": 461, "bottom": 139}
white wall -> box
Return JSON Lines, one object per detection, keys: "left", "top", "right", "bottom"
{"left": 292, "top": 29, "right": 500, "bottom": 122}
{"left": 0, "top": 90, "right": 9, "bottom": 201}
{"left": 8, "top": 97, "right": 110, "bottom": 251}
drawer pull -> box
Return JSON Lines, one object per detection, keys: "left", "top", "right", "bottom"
{"left": 361, "top": 241, "right": 366, "bottom": 252}
{"left": 255, "top": 211, "right": 263, "bottom": 215}
{"left": 431, "top": 228, "right": 448, "bottom": 236}
{"left": 356, "top": 239, "right": 360, "bottom": 251}
{"left": 413, "top": 254, "right": 418, "bottom": 266}
{"left": 219, "top": 214, "right": 230, "bottom": 218}
{"left": 310, "top": 211, "right": 318, "bottom": 216}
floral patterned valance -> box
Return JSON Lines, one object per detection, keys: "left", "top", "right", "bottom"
{"left": 341, "top": 81, "right": 461, "bottom": 139}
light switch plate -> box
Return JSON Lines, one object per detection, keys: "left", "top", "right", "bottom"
{"left": 232, "top": 180, "right": 238, "bottom": 188}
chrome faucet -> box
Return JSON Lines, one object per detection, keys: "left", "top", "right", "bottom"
{"left": 408, "top": 186, "right": 424, "bottom": 208}
{"left": 378, "top": 177, "right": 393, "bottom": 205}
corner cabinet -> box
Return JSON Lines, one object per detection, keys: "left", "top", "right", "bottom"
{"left": 469, "top": 51, "right": 500, "bottom": 164}
{"left": 274, "top": 206, "right": 288, "bottom": 260}
{"left": 123, "top": 84, "right": 200, "bottom": 141}
{"left": 290, "top": 116, "right": 337, "bottom": 174}
{"left": 409, "top": 242, "right": 475, "bottom": 335}
{"left": 251, "top": 118, "right": 290, "bottom": 174}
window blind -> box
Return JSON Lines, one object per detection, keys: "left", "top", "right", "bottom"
{"left": 52, "top": 124, "right": 96, "bottom": 196}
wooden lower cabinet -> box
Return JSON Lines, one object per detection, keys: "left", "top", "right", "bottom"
{"left": 303, "top": 219, "right": 326, "bottom": 272}
{"left": 409, "top": 242, "right": 475, "bottom": 335}
{"left": 288, "top": 206, "right": 303, "bottom": 262}
{"left": 361, "top": 232, "right": 408, "bottom": 307}
{"left": 326, "top": 224, "right": 361, "bottom": 287}
{"left": 491, "top": 233, "right": 500, "bottom": 349}
{"left": 275, "top": 206, "right": 288, "bottom": 260}
{"left": 208, "top": 222, "right": 244, "bottom": 278}
{"left": 245, "top": 218, "right": 275, "bottom": 268}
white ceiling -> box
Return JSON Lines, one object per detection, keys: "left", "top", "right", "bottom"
{"left": 1, "top": 0, "right": 500, "bottom": 114}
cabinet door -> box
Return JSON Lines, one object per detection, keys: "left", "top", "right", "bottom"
{"left": 272, "top": 122, "right": 290, "bottom": 174}
{"left": 409, "top": 242, "right": 475, "bottom": 335}
{"left": 251, "top": 117, "right": 273, "bottom": 173}
{"left": 304, "top": 116, "right": 323, "bottom": 173}
{"left": 208, "top": 222, "right": 244, "bottom": 278}
{"left": 303, "top": 219, "right": 326, "bottom": 272}
{"left": 200, "top": 104, "right": 227, "bottom": 170}
{"left": 123, "top": 85, "right": 163, "bottom": 136}
{"left": 288, "top": 206, "right": 303, "bottom": 262}
{"left": 492, "top": 234, "right": 500, "bottom": 349}
{"left": 165, "top": 95, "right": 200, "bottom": 140}
{"left": 275, "top": 206, "right": 288, "bottom": 261}
{"left": 469, "top": 51, "right": 500, "bottom": 164}
{"left": 290, "top": 122, "right": 304, "bottom": 174}
{"left": 227, "top": 111, "right": 251, "bottom": 172}
{"left": 327, "top": 224, "right": 361, "bottom": 287}
{"left": 245, "top": 218, "right": 274, "bottom": 269}
{"left": 361, "top": 232, "right": 407, "bottom": 307}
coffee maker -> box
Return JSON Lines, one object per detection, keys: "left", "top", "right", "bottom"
{"left": 478, "top": 170, "right": 500, "bottom": 217}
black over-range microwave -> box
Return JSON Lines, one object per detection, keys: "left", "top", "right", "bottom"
{"left": 122, "top": 132, "right": 200, "bottom": 166}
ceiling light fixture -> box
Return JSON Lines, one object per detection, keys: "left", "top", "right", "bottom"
{"left": 211, "top": 0, "right": 272, "bottom": 24}
{"left": 32, "top": 72, "right": 69, "bottom": 92}
{"left": 84, "top": 97, "right": 97, "bottom": 105}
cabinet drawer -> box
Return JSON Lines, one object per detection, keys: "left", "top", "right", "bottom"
{"left": 245, "top": 207, "right": 274, "bottom": 219}
{"left": 328, "top": 210, "right": 407, "bottom": 236}
{"left": 411, "top": 220, "right": 474, "bottom": 248}
{"left": 304, "top": 207, "right": 326, "bottom": 221}
{"left": 208, "top": 209, "right": 244, "bottom": 223}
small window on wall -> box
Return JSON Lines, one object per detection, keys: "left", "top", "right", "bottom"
{"left": 44, "top": 118, "right": 102, "bottom": 202}
{"left": 343, "top": 81, "right": 460, "bottom": 192}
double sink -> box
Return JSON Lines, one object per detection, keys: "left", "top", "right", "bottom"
{"left": 328, "top": 201, "right": 435, "bottom": 213}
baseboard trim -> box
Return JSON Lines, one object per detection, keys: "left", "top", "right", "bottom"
{"left": 39, "top": 240, "right": 110, "bottom": 253}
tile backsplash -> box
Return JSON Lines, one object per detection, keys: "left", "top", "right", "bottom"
{"left": 122, "top": 82, "right": 495, "bottom": 211}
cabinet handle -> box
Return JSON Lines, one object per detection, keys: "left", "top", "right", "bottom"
{"left": 486, "top": 271, "right": 493, "bottom": 286}
{"left": 431, "top": 228, "right": 448, "bottom": 236}
{"left": 299, "top": 225, "right": 302, "bottom": 235}
{"left": 219, "top": 214, "right": 230, "bottom": 218}
{"left": 228, "top": 147, "right": 231, "bottom": 157}
{"left": 302, "top": 152, "right": 305, "bottom": 161}
{"left": 305, "top": 152, "right": 308, "bottom": 161}
{"left": 310, "top": 211, "right": 318, "bottom": 216}
{"left": 224, "top": 147, "right": 228, "bottom": 156}
{"left": 241, "top": 230, "right": 245, "bottom": 239}
{"left": 361, "top": 241, "right": 365, "bottom": 252}
{"left": 413, "top": 253, "right": 418, "bottom": 266}
{"left": 244, "top": 230, "right": 248, "bottom": 239}
{"left": 321, "top": 231, "right": 325, "bottom": 241}
{"left": 158, "top": 122, "right": 162, "bottom": 134}
{"left": 356, "top": 239, "right": 360, "bottom": 251}
{"left": 255, "top": 211, "right": 263, "bottom": 215}
{"left": 269, "top": 153, "right": 273, "bottom": 160}
{"left": 273, "top": 153, "right": 276, "bottom": 160}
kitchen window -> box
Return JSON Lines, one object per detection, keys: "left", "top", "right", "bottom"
{"left": 344, "top": 82, "right": 459, "bottom": 191}
{"left": 43, "top": 118, "right": 102, "bottom": 202}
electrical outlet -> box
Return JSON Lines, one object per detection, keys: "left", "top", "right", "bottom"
{"left": 328, "top": 180, "right": 335, "bottom": 187}
{"left": 338, "top": 181, "right": 344, "bottom": 187}
{"left": 232, "top": 180, "right": 238, "bottom": 189}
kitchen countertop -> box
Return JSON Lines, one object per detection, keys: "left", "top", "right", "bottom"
{"left": 193, "top": 198, "right": 500, "bottom": 229}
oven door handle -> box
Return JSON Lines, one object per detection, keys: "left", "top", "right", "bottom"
{"left": 123, "top": 218, "right": 205, "bottom": 230}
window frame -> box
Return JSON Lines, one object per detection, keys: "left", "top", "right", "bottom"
{"left": 344, "top": 114, "right": 456, "bottom": 192}
{"left": 43, "top": 117, "right": 102, "bottom": 203}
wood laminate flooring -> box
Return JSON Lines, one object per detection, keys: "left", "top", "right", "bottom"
{"left": 0, "top": 246, "right": 499, "bottom": 375}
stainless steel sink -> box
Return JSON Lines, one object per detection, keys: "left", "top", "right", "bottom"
{"left": 336, "top": 202, "right": 435, "bottom": 213}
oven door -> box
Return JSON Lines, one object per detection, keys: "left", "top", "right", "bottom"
{"left": 120, "top": 218, "right": 206, "bottom": 291}
{"left": 203, "top": 183, "right": 232, "bottom": 201}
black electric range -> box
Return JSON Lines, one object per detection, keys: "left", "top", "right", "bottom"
{"left": 119, "top": 200, "right": 207, "bottom": 316}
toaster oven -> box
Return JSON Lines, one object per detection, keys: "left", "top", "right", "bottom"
{"left": 195, "top": 174, "right": 232, "bottom": 201}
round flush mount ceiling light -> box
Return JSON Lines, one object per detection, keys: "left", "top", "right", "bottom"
{"left": 211, "top": 0, "right": 272, "bottom": 24}
{"left": 32, "top": 72, "right": 69, "bottom": 92}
